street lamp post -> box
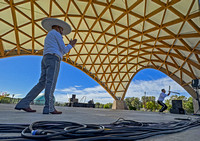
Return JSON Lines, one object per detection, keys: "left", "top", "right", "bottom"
{"left": 144, "top": 92, "right": 146, "bottom": 110}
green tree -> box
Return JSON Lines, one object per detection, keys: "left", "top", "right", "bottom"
{"left": 131, "top": 97, "right": 142, "bottom": 110}
{"left": 95, "top": 102, "right": 100, "bottom": 108}
{"left": 146, "top": 101, "right": 157, "bottom": 111}
{"left": 104, "top": 103, "right": 112, "bottom": 109}
{"left": 125, "top": 97, "right": 135, "bottom": 110}
{"left": 155, "top": 102, "right": 162, "bottom": 111}
{"left": 0, "top": 93, "right": 10, "bottom": 103}
{"left": 141, "top": 96, "right": 146, "bottom": 108}
{"left": 141, "top": 96, "right": 156, "bottom": 110}
{"left": 99, "top": 104, "right": 104, "bottom": 108}
{"left": 165, "top": 99, "right": 172, "bottom": 111}
{"left": 146, "top": 101, "right": 153, "bottom": 111}
{"left": 183, "top": 97, "right": 194, "bottom": 113}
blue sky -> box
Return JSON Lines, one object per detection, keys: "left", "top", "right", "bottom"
{"left": 0, "top": 56, "right": 190, "bottom": 103}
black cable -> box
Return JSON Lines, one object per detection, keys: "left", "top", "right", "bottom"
{"left": 21, "top": 121, "right": 87, "bottom": 139}
{"left": 0, "top": 124, "right": 28, "bottom": 133}
{"left": 110, "top": 118, "right": 144, "bottom": 127}
{"left": 0, "top": 118, "right": 200, "bottom": 140}
{"left": 73, "top": 119, "right": 200, "bottom": 141}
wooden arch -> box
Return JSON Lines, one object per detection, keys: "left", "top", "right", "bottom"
{"left": 0, "top": 0, "right": 200, "bottom": 100}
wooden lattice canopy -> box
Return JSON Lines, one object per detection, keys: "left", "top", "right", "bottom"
{"left": 0, "top": 0, "right": 200, "bottom": 100}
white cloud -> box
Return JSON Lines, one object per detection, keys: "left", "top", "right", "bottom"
{"left": 11, "top": 94, "right": 22, "bottom": 98}
{"left": 126, "top": 77, "right": 190, "bottom": 100}
{"left": 54, "top": 77, "right": 190, "bottom": 104}
{"left": 55, "top": 85, "right": 113, "bottom": 104}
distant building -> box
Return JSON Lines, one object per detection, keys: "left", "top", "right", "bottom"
{"left": 34, "top": 94, "right": 55, "bottom": 105}
{"left": 68, "top": 94, "right": 95, "bottom": 108}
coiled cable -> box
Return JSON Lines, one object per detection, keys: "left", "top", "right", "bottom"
{"left": 0, "top": 118, "right": 200, "bottom": 140}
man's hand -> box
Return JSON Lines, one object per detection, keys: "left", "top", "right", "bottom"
{"left": 69, "top": 39, "right": 77, "bottom": 47}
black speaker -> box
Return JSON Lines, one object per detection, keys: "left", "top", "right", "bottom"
{"left": 192, "top": 79, "right": 200, "bottom": 89}
{"left": 170, "top": 108, "right": 185, "bottom": 114}
{"left": 170, "top": 100, "right": 185, "bottom": 114}
{"left": 172, "top": 100, "right": 182, "bottom": 109}
{"left": 178, "top": 108, "right": 185, "bottom": 114}
{"left": 170, "top": 108, "right": 179, "bottom": 114}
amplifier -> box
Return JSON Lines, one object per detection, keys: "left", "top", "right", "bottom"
{"left": 172, "top": 100, "right": 182, "bottom": 109}
{"left": 170, "top": 108, "right": 185, "bottom": 114}
{"left": 170, "top": 100, "right": 185, "bottom": 114}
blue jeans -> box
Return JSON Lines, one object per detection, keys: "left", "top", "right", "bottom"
{"left": 15, "top": 54, "right": 61, "bottom": 113}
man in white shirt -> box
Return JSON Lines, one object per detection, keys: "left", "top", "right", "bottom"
{"left": 157, "top": 89, "right": 170, "bottom": 112}
{"left": 15, "top": 18, "right": 77, "bottom": 114}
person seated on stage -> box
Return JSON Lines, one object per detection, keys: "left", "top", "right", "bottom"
{"left": 157, "top": 89, "right": 170, "bottom": 112}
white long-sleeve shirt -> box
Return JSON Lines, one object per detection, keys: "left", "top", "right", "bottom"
{"left": 158, "top": 92, "right": 168, "bottom": 101}
{"left": 43, "top": 29, "right": 72, "bottom": 59}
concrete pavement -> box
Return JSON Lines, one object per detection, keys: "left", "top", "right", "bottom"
{"left": 0, "top": 103, "right": 200, "bottom": 140}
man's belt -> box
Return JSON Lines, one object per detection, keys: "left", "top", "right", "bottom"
{"left": 45, "top": 53, "right": 61, "bottom": 61}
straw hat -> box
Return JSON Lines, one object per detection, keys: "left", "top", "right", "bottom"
{"left": 41, "top": 18, "right": 72, "bottom": 35}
